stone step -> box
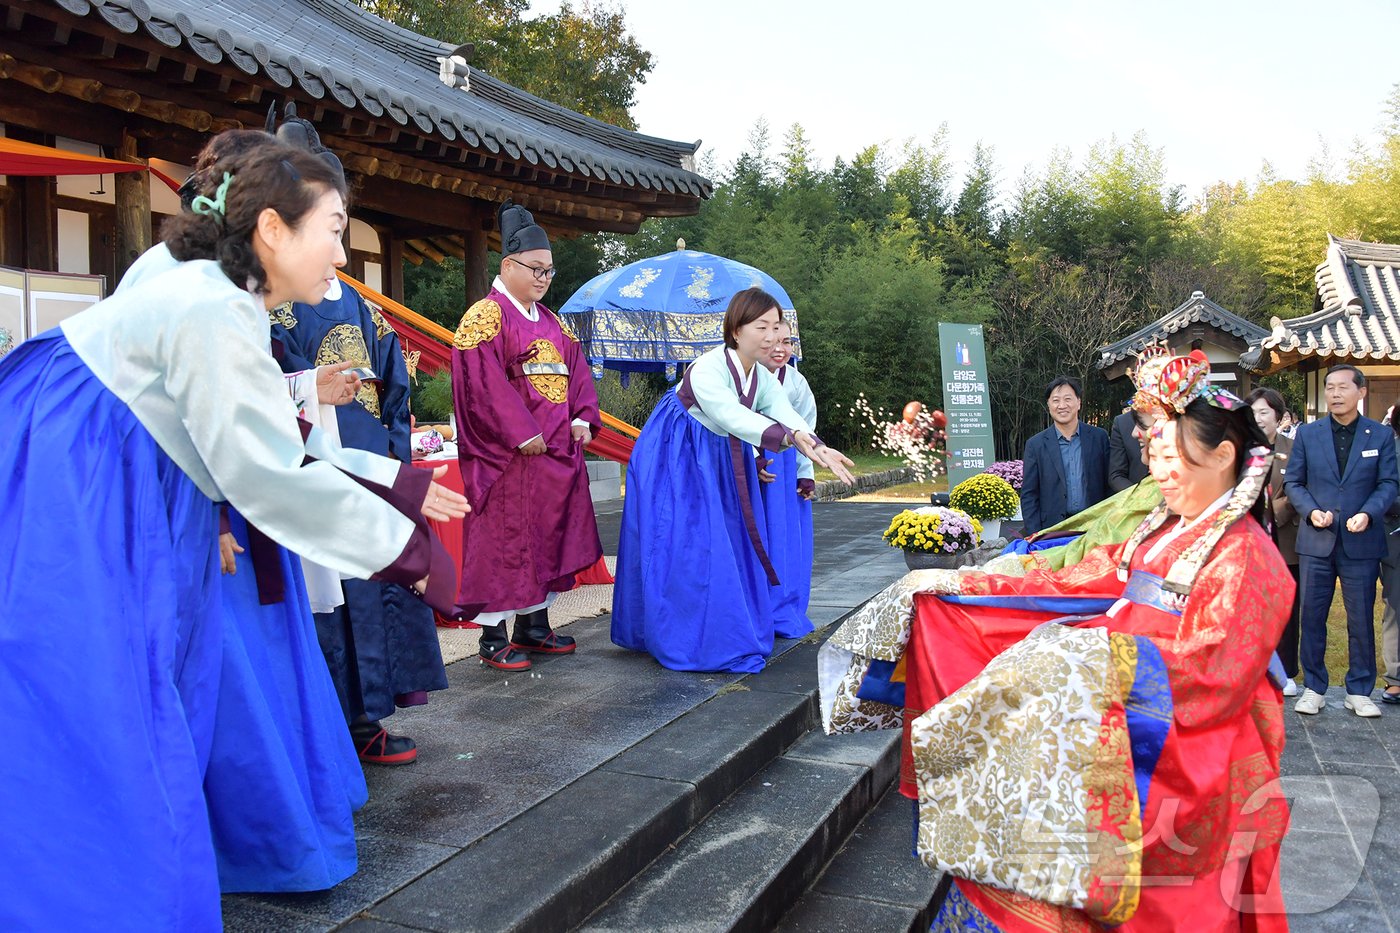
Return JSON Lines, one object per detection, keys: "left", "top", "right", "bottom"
{"left": 772, "top": 787, "right": 947, "bottom": 933}
{"left": 363, "top": 684, "right": 818, "bottom": 933}
{"left": 575, "top": 729, "right": 899, "bottom": 933}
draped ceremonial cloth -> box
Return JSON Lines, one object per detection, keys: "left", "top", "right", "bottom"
{"left": 821, "top": 516, "right": 1294, "bottom": 930}
{"left": 450, "top": 287, "right": 602, "bottom": 616}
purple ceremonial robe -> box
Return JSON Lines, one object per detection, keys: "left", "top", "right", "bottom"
{"left": 450, "top": 287, "right": 603, "bottom": 616}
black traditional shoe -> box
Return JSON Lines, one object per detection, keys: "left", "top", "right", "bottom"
{"left": 511, "top": 608, "right": 576, "bottom": 655}
{"left": 351, "top": 722, "right": 418, "bottom": 765}
{"left": 480, "top": 622, "right": 532, "bottom": 670}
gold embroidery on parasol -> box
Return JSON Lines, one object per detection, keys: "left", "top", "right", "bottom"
{"left": 454, "top": 299, "right": 502, "bottom": 350}
{"left": 316, "top": 324, "right": 380, "bottom": 418}
{"left": 525, "top": 338, "right": 568, "bottom": 404}
{"left": 269, "top": 301, "right": 298, "bottom": 329}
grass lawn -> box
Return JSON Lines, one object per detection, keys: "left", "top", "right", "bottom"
{"left": 1323, "top": 591, "right": 1388, "bottom": 689}
{"left": 813, "top": 453, "right": 953, "bottom": 486}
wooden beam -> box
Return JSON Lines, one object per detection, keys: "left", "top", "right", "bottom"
{"left": 412, "top": 239, "right": 446, "bottom": 263}
{"left": 113, "top": 130, "right": 151, "bottom": 281}
{"left": 464, "top": 225, "right": 489, "bottom": 301}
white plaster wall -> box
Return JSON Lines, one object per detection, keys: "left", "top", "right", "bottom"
{"left": 362, "top": 260, "right": 383, "bottom": 293}
{"left": 56, "top": 209, "right": 89, "bottom": 273}
{"left": 350, "top": 218, "right": 380, "bottom": 254}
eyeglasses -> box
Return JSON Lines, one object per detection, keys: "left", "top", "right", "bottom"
{"left": 506, "top": 257, "right": 556, "bottom": 281}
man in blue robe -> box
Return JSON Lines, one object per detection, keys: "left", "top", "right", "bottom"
{"left": 270, "top": 281, "right": 448, "bottom": 764}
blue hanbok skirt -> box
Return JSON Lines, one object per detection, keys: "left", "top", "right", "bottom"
{"left": 612, "top": 391, "right": 776, "bottom": 673}
{"left": 0, "top": 331, "right": 224, "bottom": 930}
{"left": 762, "top": 448, "right": 814, "bottom": 639}
{"left": 206, "top": 510, "right": 368, "bottom": 892}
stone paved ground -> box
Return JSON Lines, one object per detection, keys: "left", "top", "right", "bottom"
{"left": 223, "top": 501, "right": 907, "bottom": 930}
{"left": 223, "top": 501, "right": 1399, "bottom": 930}
{"left": 1279, "top": 689, "right": 1398, "bottom": 931}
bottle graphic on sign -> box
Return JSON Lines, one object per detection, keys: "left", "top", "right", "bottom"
{"left": 956, "top": 342, "right": 971, "bottom": 366}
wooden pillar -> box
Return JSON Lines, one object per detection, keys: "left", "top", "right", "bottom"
{"left": 385, "top": 235, "right": 405, "bottom": 304}
{"left": 465, "top": 225, "right": 489, "bottom": 303}
{"left": 113, "top": 132, "right": 150, "bottom": 281}
{"left": 19, "top": 175, "right": 55, "bottom": 271}
{"left": 0, "top": 185, "right": 21, "bottom": 268}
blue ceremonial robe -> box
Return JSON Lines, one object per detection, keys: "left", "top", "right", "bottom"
{"left": 270, "top": 287, "right": 446, "bottom": 721}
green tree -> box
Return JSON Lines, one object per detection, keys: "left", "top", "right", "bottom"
{"left": 354, "top": 0, "right": 653, "bottom": 129}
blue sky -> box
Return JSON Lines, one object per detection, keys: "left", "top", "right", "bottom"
{"left": 532, "top": 0, "right": 1400, "bottom": 201}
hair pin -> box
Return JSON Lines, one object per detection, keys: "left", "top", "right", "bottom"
{"left": 191, "top": 171, "right": 233, "bottom": 219}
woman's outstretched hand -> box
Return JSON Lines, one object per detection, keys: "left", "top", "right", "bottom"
{"left": 422, "top": 465, "right": 470, "bottom": 521}
{"left": 793, "top": 432, "right": 856, "bottom": 485}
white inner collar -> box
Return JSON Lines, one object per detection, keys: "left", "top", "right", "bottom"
{"left": 726, "top": 347, "right": 757, "bottom": 396}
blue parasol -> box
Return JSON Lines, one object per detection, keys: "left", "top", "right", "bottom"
{"left": 559, "top": 240, "right": 800, "bottom": 381}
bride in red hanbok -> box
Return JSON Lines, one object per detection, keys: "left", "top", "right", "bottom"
{"left": 821, "top": 348, "right": 1294, "bottom": 932}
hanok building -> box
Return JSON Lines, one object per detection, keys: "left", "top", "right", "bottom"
{"left": 1243, "top": 236, "right": 1400, "bottom": 419}
{"left": 0, "top": 0, "right": 710, "bottom": 343}
{"left": 1097, "top": 289, "right": 1268, "bottom": 393}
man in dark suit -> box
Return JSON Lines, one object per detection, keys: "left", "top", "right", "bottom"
{"left": 1019, "top": 375, "right": 1110, "bottom": 535}
{"left": 1108, "top": 408, "right": 1150, "bottom": 492}
{"left": 1285, "top": 364, "right": 1399, "bottom": 718}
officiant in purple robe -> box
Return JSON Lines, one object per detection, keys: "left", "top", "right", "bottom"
{"left": 450, "top": 201, "right": 603, "bottom": 670}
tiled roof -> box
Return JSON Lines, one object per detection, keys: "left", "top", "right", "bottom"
{"left": 1242, "top": 235, "right": 1400, "bottom": 370}
{"left": 33, "top": 0, "right": 712, "bottom": 197}
{"left": 1097, "top": 290, "right": 1267, "bottom": 368}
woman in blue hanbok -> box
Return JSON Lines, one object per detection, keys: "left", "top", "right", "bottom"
{"left": 759, "top": 320, "right": 818, "bottom": 639}
{"left": 0, "top": 140, "right": 465, "bottom": 930}
{"left": 612, "top": 288, "right": 854, "bottom": 673}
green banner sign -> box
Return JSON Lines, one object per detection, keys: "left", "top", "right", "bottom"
{"left": 938, "top": 322, "right": 996, "bottom": 492}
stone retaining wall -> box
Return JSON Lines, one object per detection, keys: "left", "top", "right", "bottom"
{"left": 813, "top": 467, "right": 916, "bottom": 502}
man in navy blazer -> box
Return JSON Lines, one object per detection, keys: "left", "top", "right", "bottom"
{"left": 1019, "top": 375, "right": 1110, "bottom": 535}
{"left": 1285, "top": 364, "right": 1399, "bottom": 718}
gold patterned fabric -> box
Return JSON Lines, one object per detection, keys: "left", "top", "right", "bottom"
{"left": 268, "top": 302, "right": 297, "bottom": 329}
{"left": 524, "top": 339, "right": 567, "bottom": 404}
{"left": 315, "top": 323, "right": 380, "bottom": 418}
{"left": 369, "top": 305, "right": 394, "bottom": 340}
{"left": 453, "top": 299, "right": 503, "bottom": 350}
{"left": 910, "top": 624, "right": 1142, "bottom": 924}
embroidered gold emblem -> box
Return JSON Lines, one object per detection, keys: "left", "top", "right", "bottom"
{"left": 453, "top": 299, "right": 502, "bottom": 350}
{"left": 369, "top": 304, "right": 394, "bottom": 340}
{"left": 269, "top": 302, "right": 298, "bottom": 329}
{"left": 403, "top": 349, "right": 421, "bottom": 383}
{"left": 525, "top": 338, "right": 567, "bottom": 404}
{"left": 315, "top": 323, "right": 380, "bottom": 418}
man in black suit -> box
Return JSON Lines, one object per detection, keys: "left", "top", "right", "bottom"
{"left": 1108, "top": 408, "right": 1150, "bottom": 492}
{"left": 1019, "top": 375, "right": 1111, "bottom": 535}
{"left": 1285, "top": 364, "right": 1399, "bottom": 718}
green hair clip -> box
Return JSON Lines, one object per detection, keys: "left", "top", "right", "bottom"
{"left": 191, "top": 172, "right": 233, "bottom": 218}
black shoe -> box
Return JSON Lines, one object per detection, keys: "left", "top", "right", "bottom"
{"left": 480, "top": 622, "right": 532, "bottom": 670}
{"left": 511, "top": 608, "right": 576, "bottom": 655}
{"left": 1382, "top": 687, "right": 1400, "bottom": 705}
{"left": 350, "top": 721, "right": 418, "bottom": 765}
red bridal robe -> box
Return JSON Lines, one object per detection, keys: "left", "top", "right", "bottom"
{"left": 450, "top": 286, "right": 602, "bottom": 618}
{"left": 904, "top": 516, "right": 1294, "bottom": 931}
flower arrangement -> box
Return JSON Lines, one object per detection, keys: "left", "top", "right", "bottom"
{"left": 985, "top": 459, "right": 1023, "bottom": 492}
{"left": 848, "top": 393, "right": 948, "bottom": 482}
{"left": 883, "top": 506, "right": 983, "bottom": 554}
{"left": 950, "top": 473, "right": 1020, "bottom": 521}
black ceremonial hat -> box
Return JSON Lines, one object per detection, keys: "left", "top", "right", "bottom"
{"left": 498, "top": 199, "right": 551, "bottom": 256}
{"left": 269, "top": 101, "right": 346, "bottom": 187}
